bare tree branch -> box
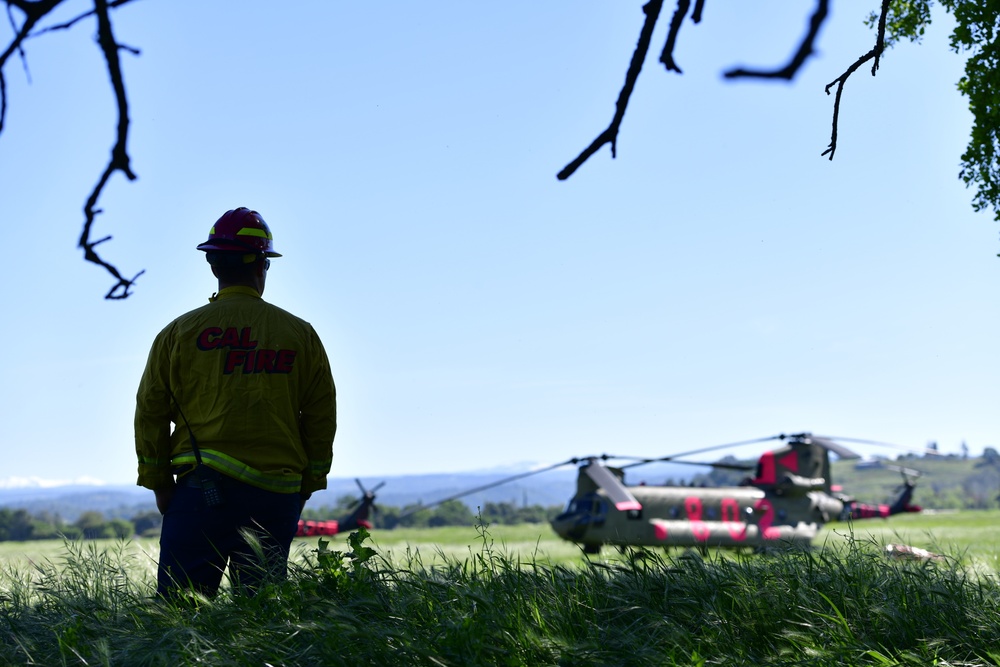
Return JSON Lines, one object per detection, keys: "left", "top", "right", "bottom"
{"left": 691, "top": 0, "right": 705, "bottom": 24}
{"left": 659, "top": 0, "right": 691, "bottom": 73}
{"left": 556, "top": 0, "right": 896, "bottom": 181}
{"left": 557, "top": 0, "right": 664, "bottom": 181}
{"left": 821, "top": 0, "right": 889, "bottom": 160}
{"left": 723, "top": 0, "right": 829, "bottom": 80}
{"left": 1, "top": 0, "right": 64, "bottom": 132}
{"left": 869, "top": 0, "right": 889, "bottom": 76}
{"left": 32, "top": 0, "right": 137, "bottom": 36}
{"left": 78, "top": 0, "right": 142, "bottom": 299}
{"left": 2, "top": 0, "right": 143, "bottom": 297}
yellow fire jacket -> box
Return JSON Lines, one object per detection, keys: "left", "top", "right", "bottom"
{"left": 134, "top": 286, "right": 336, "bottom": 495}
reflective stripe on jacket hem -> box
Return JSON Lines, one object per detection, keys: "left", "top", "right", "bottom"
{"left": 171, "top": 450, "right": 302, "bottom": 494}
{"left": 308, "top": 459, "right": 332, "bottom": 477}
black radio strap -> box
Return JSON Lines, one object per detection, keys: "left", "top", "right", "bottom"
{"left": 167, "top": 388, "right": 224, "bottom": 506}
{"left": 168, "top": 387, "right": 204, "bottom": 466}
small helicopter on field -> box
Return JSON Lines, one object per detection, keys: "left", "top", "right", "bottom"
{"left": 415, "top": 433, "right": 923, "bottom": 553}
{"left": 295, "top": 479, "right": 382, "bottom": 537}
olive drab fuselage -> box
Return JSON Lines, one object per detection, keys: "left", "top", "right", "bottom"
{"left": 550, "top": 440, "right": 913, "bottom": 552}
{"left": 551, "top": 473, "right": 842, "bottom": 549}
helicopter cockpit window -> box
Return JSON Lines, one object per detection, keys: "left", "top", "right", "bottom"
{"left": 559, "top": 493, "right": 608, "bottom": 520}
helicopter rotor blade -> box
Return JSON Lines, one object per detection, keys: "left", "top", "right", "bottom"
{"left": 582, "top": 460, "right": 642, "bottom": 511}
{"left": 816, "top": 435, "right": 944, "bottom": 458}
{"left": 620, "top": 435, "right": 786, "bottom": 470}
{"left": 398, "top": 458, "right": 581, "bottom": 518}
{"left": 663, "top": 459, "right": 756, "bottom": 471}
{"left": 625, "top": 458, "right": 755, "bottom": 472}
{"left": 347, "top": 479, "right": 385, "bottom": 510}
{"left": 803, "top": 435, "right": 861, "bottom": 460}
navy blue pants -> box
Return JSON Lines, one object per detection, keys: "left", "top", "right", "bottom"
{"left": 157, "top": 471, "right": 302, "bottom": 598}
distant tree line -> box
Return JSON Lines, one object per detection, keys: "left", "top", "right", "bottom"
{"left": 0, "top": 500, "right": 562, "bottom": 542}
{"left": 301, "top": 498, "right": 564, "bottom": 530}
{"left": 0, "top": 508, "right": 161, "bottom": 542}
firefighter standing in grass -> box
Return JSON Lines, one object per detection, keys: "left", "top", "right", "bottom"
{"left": 134, "top": 207, "right": 336, "bottom": 598}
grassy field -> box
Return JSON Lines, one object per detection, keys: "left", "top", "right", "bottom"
{"left": 821, "top": 509, "right": 1000, "bottom": 570}
{"left": 359, "top": 510, "right": 1000, "bottom": 570}
{"left": 2, "top": 509, "right": 999, "bottom": 571}
{"left": 1, "top": 513, "right": 1000, "bottom": 665}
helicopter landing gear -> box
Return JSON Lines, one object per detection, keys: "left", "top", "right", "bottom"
{"left": 582, "top": 543, "right": 601, "bottom": 555}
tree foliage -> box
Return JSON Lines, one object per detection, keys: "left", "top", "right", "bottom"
{"left": 870, "top": 1, "right": 1000, "bottom": 224}
{"left": 0, "top": 506, "right": 143, "bottom": 541}
{"left": 1, "top": 1, "right": 999, "bottom": 297}
{"left": 0, "top": 508, "right": 33, "bottom": 541}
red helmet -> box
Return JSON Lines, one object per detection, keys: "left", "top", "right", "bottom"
{"left": 196, "top": 207, "right": 282, "bottom": 257}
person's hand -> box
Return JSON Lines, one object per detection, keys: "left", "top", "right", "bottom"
{"left": 154, "top": 484, "right": 176, "bottom": 515}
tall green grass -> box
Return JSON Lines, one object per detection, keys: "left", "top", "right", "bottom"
{"left": 1, "top": 522, "right": 999, "bottom": 666}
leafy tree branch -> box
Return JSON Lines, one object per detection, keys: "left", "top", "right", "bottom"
{"left": 865, "top": 0, "right": 1000, "bottom": 225}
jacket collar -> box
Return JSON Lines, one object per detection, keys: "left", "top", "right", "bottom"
{"left": 209, "top": 285, "right": 261, "bottom": 302}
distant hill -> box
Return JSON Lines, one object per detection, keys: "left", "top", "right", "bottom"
{"left": 3, "top": 455, "right": 994, "bottom": 522}
{"left": 0, "top": 461, "right": 699, "bottom": 522}
{"left": 831, "top": 454, "right": 1000, "bottom": 509}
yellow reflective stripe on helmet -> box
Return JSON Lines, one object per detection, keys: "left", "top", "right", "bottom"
{"left": 172, "top": 450, "right": 302, "bottom": 494}
{"left": 237, "top": 227, "right": 272, "bottom": 239}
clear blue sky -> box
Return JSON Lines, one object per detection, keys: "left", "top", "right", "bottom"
{"left": 1, "top": 2, "right": 995, "bottom": 487}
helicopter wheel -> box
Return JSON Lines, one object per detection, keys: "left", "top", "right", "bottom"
{"left": 582, "top": 543, "right": 601, "bottom": 555}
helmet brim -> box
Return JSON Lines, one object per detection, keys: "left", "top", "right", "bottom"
{"left": 196, "top": 240, "right": 282, "bottom": 257}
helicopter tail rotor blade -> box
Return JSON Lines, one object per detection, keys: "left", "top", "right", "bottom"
{"left": 583, "top": 461, "right": 642, "bottom": 511}
{"left": 883, "top": 463, "right": 923, "bottom": 478}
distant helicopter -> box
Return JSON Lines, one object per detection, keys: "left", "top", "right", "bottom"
{"left": 415, "top": 433, "right": 923, "bottom": 554}
{"left": 295, "top": 479, "right": 383, "bottom": 537}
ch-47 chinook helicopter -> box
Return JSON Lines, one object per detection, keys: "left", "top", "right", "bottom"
{"left": 420, "top": 433, "right": 923, "bottom": 554}
{"left": 295, "top": 479, "right": 383, "bottom": 537}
